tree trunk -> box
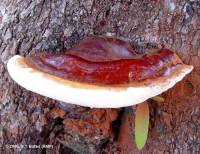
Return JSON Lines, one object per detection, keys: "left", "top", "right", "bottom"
{"left": 0, "top": 0, "right": 199, "bottom": 153}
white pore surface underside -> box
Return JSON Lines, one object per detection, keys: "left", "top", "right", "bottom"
{"left": 7, "top": 55, "right": 193, "bottom": 108}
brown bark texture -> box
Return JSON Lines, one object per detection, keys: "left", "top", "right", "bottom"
{"left": 0, "top": 0, "right": 199, "bottom": 154}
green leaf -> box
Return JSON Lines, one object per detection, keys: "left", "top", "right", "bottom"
{"left": 135, "top": 102, "right": 149, "bottom": 150}
{"left": 151, "top": 95, "right": 165, "bottom": 102}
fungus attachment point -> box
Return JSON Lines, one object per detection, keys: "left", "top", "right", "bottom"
{"left": 7, "top": 36, "right": 193, "bottom": 108}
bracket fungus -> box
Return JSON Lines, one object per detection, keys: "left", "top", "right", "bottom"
{"left": 7, "top": 36, "right": 193, "bottom": 108}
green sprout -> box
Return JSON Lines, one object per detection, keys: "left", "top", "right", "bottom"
{"left": 134, "top": 95, "right": 165, "bottom": 150}
{"left": 151, "top": 95, "right": 165, "bottom": 102}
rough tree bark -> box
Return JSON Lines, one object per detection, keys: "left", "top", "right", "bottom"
{"left": 0, "top": 0, "right": 199, "bottom": 154}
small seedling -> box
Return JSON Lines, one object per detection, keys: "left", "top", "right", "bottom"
{"left": 134, "top": 95, "right": 165, "bottom": 150}
{"left": 151, "top": 95, "right": 165, "bottom": 102}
